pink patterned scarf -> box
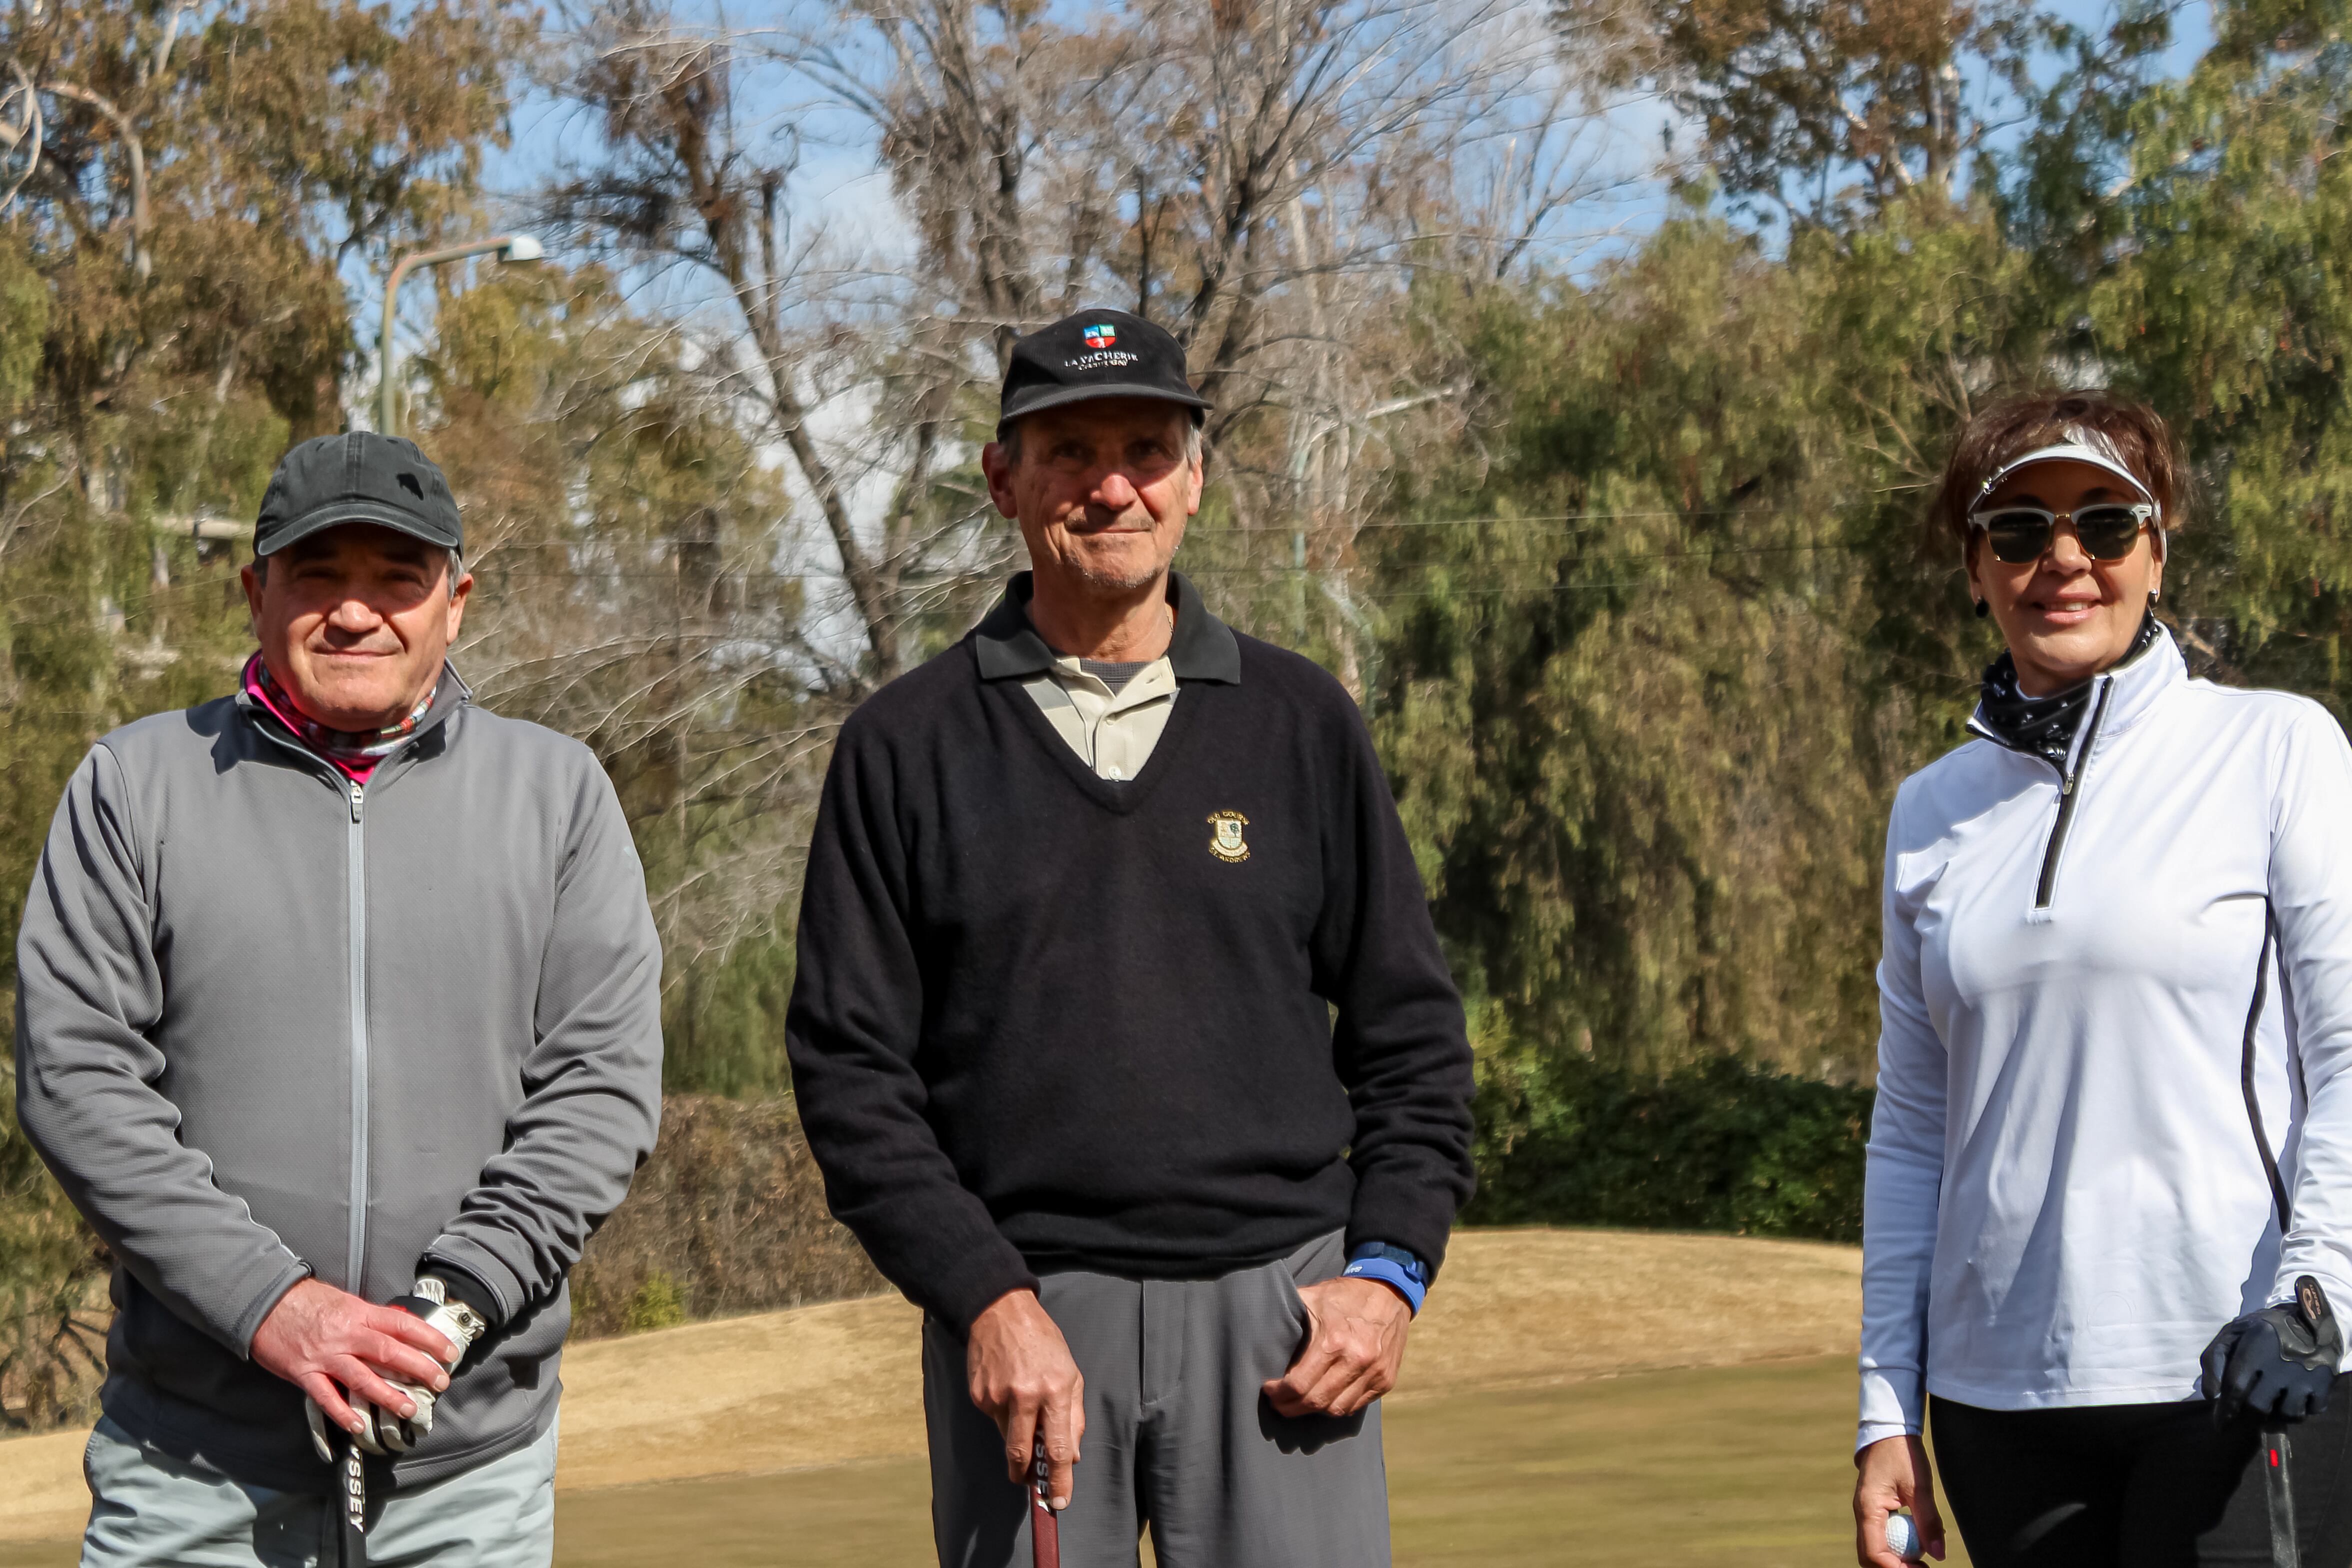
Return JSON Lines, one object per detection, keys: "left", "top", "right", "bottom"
{"left": 240, "top": 653, "right": 437, "bottom": 782}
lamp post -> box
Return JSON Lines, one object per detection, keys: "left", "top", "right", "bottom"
{"left": 377, "top": 234, "right": 544, "bottom": 436}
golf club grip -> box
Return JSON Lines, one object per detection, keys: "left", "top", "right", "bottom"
{"left": 2266, "top": 1427, "right": 2302, "bottom": 1568}
{"left": 1030, "top": 1438, "right": 1060, "bottom": 1568}
{"left": 1032, "top": 1480, "right": 1060, "bottom": 1568}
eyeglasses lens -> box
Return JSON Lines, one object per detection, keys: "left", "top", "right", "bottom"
{"left": 1984, "top": 512, "right": 2053, "bottom": 564}
{"left": 1980, "top": 507, "right": 2146, "bottom": 564}
{"left": 2074, "top": 506, "right": 2146, "bottom": 560}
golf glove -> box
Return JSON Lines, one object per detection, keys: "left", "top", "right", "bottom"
{"left": 2203, "top": 1275, "right": 2342, "bottom": 1426}
{"left": 306, "top": 1276, "right": 490, "bottom": 1460}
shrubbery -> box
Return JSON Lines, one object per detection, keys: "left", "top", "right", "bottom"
{"left": 1466, "top": 1054, "right": 1872, "bottom": 1244}
{"left": 570, "top": 1094, "right": 883, "bottom": 1338}
{"left": 0, "top": 1063, "right": 110, "bottom": 1430}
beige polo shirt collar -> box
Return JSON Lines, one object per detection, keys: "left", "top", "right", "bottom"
{"left": 970, "top": 570, "right": 1244, "bottom": 782}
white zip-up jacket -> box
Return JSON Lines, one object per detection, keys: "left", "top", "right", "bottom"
{"left": 1858, "top": 628, "right": 2352, "bottom": 1448}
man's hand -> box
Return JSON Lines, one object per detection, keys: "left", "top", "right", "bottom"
{"left": 1854, "top": 1434, "right": 1946, "bottom": 1566}
{"left": 966, "top": 1289, "right": 1085, "bottom": 1510}
{"left": 1263, "top": 1274, "right": 1410, "bottom": 1418}
{"left": 250, "top": 1278, "right": 458, "bottom": 1438}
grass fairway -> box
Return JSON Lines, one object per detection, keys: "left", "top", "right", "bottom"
{"left": 543, "top": 1353, "right": 1962, "bottom": 1567}
{"left": 0, "top": 1232, "right": 1923, "bottom": 1565}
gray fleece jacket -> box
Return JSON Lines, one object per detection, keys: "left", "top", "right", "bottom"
{"left": 12, "top": 674, "right": 662, "bottom": 1490}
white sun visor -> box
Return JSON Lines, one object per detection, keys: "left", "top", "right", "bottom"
{"left": 1974, "top": 426, "right": 2161, "bottom": 516}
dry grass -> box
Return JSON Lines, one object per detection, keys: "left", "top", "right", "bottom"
{"left": 0, "top": 1226, "right": 1866, "bottom": 1550}
{"left": 1398, "top": 1226, "right": 1863, "bottom": 1398}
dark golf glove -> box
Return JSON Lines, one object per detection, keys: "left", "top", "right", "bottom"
{"left": 2203, "top": 1275, "right": 2343, "bottom": 1426}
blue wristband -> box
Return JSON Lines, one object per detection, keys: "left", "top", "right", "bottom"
{"left": 1342, "top": 1244, "right": 1429, "bottom": 1315}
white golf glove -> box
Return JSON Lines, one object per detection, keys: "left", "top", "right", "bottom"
{"left": 306, "top": 1276, "right": 490, "bottom": 1460}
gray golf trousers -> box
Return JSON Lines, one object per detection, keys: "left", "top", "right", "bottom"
{"left": 924, "top": 1230, "right": 1392, "bottom": 1568}
{"left": 78, "top": 1412, "right": 558, "bottom": 1568}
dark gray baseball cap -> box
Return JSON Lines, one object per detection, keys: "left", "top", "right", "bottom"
{"left": 254, "top": 432, "right": 462, "bottom": 557}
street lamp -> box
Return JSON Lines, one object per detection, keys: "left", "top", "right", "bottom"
{"left": 377, "top": 234, "right": 545, "bottom": 436}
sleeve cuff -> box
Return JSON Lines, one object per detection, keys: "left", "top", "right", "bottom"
{"left": 1856, "top": 1420, "right": 1918, "bottom": 1453}
{"left": 917, "top": 1241, "right": 1040, "bottom": 1335}
{"left": 230, "top": 1256, "right": 315, "bottom": 1358}
{"left": 420, "top": 1236, "right": 526, "bottom": 1326}
{"left": 417, "top": 1256, "right": 508, "bottom": 1329}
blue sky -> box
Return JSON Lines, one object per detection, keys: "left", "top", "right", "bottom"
{"left": 434, "top": 0, "right": 2220, "bottom": 324}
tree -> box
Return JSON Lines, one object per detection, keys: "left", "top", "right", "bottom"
{"left": 540, "top": 2, "right": 986, "bottom": 688}
{"left": 416, "top": 262, "right": 817, "bottom": 1093}
{"left": 543, "top": 0, "right": 1608, "bottom": 688}
{"left": 0, "top": 0, "right": 520, "bottom": 1422}
{"left": 2082, "top": 0, "right": 2352, "bottom": 700}
{"left": 1567, "top": 0, "right": 2046, "bottom": 224}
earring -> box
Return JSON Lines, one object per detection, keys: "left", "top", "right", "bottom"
{"left": 2149, "top": 587, "right": 2162, "bottom": 606}
{"left": 1974, "top": 598, "right": 1990, "bottom": 620}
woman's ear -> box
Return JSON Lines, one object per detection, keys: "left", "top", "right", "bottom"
{"left": 1962, "top": 532, "right": 1985, "bottom": 610}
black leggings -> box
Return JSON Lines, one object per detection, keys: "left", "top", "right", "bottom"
{"left": 1932, "top": 1381, "right": 2352, "bottom": 1568}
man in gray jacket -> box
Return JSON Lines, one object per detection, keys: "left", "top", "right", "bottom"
{"left": 13, "top": 432, "right": 664, "bottom": 1566}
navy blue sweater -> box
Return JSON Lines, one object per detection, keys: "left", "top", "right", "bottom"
{"left": 784, "top": 574, "right": 1476, "bottom": 1332}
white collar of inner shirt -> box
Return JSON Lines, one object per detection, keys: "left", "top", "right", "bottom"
{"left": 1049, "top": 650, "right": 1178, "bottom": 706}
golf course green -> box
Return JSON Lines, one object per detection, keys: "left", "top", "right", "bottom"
{"left": 547, "top": 1354, "right": 1966, "bottom": 1567}
{"left": 0, "top": 1354, "right": 1957, "bottom": 1567}
{"left": 0, "top": 1231, "right": 1960, "bottom": 1565}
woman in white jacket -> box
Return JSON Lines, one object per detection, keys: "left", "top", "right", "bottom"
{"left": 1854, "top": 391, "right": 2352, "bottom": 1568}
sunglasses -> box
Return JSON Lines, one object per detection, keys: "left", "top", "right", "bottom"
{"left": 1970, "top": 502, "right": 2158, "bottom": 565}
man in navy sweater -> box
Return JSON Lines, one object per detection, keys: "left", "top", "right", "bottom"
{"left": 784, "top": 309, "right": 1476, "bottom": 1568}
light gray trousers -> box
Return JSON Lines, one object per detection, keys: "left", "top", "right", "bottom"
{"left": 78, "top": 1412, "right": 558, "bottom": 1568}
{"left": 924, "top": 1230, "right": 1392, "bottom": 1568}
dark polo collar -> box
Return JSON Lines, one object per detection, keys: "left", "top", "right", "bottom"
{"left": 973, "top": 570, "right": 1242, "bottom": 684}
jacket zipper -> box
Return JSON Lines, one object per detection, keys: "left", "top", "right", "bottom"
{"left": 246, "top": 698, "right": 454, "bottom": 1294}
{"left": 2034, "top": 678, "right": 2115, "bottom": 910}
{"left": 248, "top": 718, "right": 382, "bottom": 1292}
{"left": 346, "top": 778, "right": 369, "bottom": 1288}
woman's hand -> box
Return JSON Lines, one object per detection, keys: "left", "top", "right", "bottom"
{"left": 1854, "top": 1434, "right": 1946, "bottom": 1566}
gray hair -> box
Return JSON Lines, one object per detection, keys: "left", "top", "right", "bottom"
{"left": 998, "top": 414, "right": 1204, "bottom": 467}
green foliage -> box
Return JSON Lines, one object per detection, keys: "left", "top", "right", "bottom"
{"left": 622, "top": 1272, "right": 689, "bottom": 1334}
{"left": 2082, "top": 0, "right": 2352, "bottom": 700}
{"left": 6, "top": 0, "right": 2352, "bottom": 1412}
{"left": 1469, "top": 1047, "right": 1872, "bottom": 1242}
{"left": 1366, "top": 218, "right": 1962, "bottom": 1079}
{"left": 0, "top": 234, "right": 45, "bottom": 414}
{"left": 416, "top": 264, "right": 812, "bottom": 1098}
{"left": 660, "top": 926, "right": 796, "bottom": 1098}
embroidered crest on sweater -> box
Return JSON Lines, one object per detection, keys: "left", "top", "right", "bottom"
{"left": 1208, "top": 811, "right": 1250, "bottom": 862}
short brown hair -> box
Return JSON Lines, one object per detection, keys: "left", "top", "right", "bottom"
{"left": 1930, "top": 390, "right": 2186, "bottom": 552}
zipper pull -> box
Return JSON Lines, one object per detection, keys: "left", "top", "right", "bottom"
{"left": 349, "top": 782, "right": 364, "bottom": 823}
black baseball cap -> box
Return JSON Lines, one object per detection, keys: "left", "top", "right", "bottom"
{"left": 253, "top": 432, "right": 464, "bottom": 557}
{"left": 996, "top": 309, "right": 1212, "bottom": 434}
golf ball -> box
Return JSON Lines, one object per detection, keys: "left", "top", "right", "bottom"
{"left": 1884, "top": 1512, "right": 1924, "bottom": 1561}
